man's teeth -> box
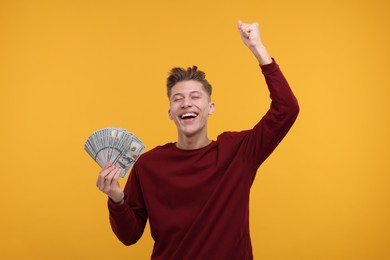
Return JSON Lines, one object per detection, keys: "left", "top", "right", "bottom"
{"left": 181, "top": 113, "right": 197, "bottom": 119}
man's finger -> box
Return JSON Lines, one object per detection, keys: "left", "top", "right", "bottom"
{"left": 103, "top": 167, "right": 122, "bottom": 187}
{"left": 97, "top": 165, "right": 116, "bottom": 189}
{"left": 99, "top": 165, "right": 116, "bottom": 177}
{"left": 103, "top": 162, "right": 113, "bottom": 169}
{"left": 237, "top": 20, "right": 243, "bottom": 29}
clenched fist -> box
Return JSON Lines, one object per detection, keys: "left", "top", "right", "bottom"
{"left": 237, "top": 20, "right": 272, "bottom": 65}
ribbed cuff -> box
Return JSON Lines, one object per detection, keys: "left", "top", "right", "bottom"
{"left": 107, "top": 194, "right": 127, "bottom": 213}
{"left": 260, "top": 58, "right": 279, "bottom": 75}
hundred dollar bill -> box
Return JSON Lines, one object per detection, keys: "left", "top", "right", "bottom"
{"left": 84, "top": 127, "right": 146, "bottom": 178}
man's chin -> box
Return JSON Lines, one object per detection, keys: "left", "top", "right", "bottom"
{"left": 179, "top": 126, "right": 201, "bottom": 137}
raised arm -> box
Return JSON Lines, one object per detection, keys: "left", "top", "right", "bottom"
{"left": 237, "top": 20, "right": 272, "bottom": 66}
{"left": 236, "top": 20, "right": 299, "bottom": 169}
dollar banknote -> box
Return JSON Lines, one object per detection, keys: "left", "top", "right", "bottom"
{"left": 84, "top": 127, "right": 146, "bottom": 178}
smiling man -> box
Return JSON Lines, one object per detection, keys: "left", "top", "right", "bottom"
{"left": 167, "top": 69, "right": 215, "bottom": 149}
{"left": 96, "top": 20, "right": 299, "bottom": 259}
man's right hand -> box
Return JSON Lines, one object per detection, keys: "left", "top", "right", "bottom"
{"left": 237, "top": 20, "right": 272, "bottom": 66}
{"left": 96, "top": 163, "right": 125, "bottom": 205}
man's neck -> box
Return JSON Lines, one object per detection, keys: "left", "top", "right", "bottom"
{"left": 176, "top": 134, "right": 211, "bottom": 150}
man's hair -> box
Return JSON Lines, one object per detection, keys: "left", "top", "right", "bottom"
{"left": 166, "top": 66, "right": 212, "bottom": 99}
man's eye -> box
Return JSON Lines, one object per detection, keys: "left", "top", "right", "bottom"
{"left": 173, "top": 97, "right": 183, "bottom": 102}
{"left": 192, "top": 96, "right": 200, "bottom": 99}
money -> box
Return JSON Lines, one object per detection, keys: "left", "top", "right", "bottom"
{"left": 84, "top": 127, "right": 146, "bottom": 178}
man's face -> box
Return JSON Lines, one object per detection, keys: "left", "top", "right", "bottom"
{"left": 168, "top": 80, "right": 214, "bottom": 138}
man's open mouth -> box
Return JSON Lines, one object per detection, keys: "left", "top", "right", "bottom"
{"left": 180, "top": 113, "right": 198, "bottom": 120}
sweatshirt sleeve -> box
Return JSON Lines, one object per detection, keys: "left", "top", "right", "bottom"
{"left": 107, "top": 165, "right": 148, "bottom": 245}
{"left": 246, "top": 58, "right": 300, "bottom": 170}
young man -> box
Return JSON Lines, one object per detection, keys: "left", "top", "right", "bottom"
{"left": 96, "top": 20, "right": 299, "bottom": 259}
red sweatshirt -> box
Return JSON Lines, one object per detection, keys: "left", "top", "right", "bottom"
{"left": 107, "top": 60, "right": 299, "bottom": 259}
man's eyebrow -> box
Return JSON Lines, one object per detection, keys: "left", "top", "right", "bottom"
{"left": 171, "top": 93, "right": 184, "bottom": 98}
{"left": 172, "top": 91, "right": 202, "bottom": 97}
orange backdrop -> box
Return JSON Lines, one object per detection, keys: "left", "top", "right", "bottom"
{"left": 1, "top": 0, "right": 389, "bottom": 259}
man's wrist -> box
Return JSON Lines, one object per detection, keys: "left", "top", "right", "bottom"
{"left": 252, "top": 44, "right": 272, "bottom": 65}
{"left": 109, "top": 194, "right": 125, "bottom": 205}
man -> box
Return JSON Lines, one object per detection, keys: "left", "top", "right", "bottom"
{"left": 96, "top": 20, "right": 299, "bottom": 259}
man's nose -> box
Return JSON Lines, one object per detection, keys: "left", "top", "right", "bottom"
{"left": 181, "top": 97, "right": 192, "bottom": 108}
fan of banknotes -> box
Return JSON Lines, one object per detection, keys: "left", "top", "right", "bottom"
{"left": 84, "top": 127, "right": 146, "bottom": 178}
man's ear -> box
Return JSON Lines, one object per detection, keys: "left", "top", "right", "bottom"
{"left": 168, "top": 109, "right": 173, "bottom": 120}
{"left": 208, "top": 102, "right": 215, "bottom": 115}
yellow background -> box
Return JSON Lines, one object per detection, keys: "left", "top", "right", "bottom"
{"left": 1, "top": 0, "right": 389, "bottom": 259}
